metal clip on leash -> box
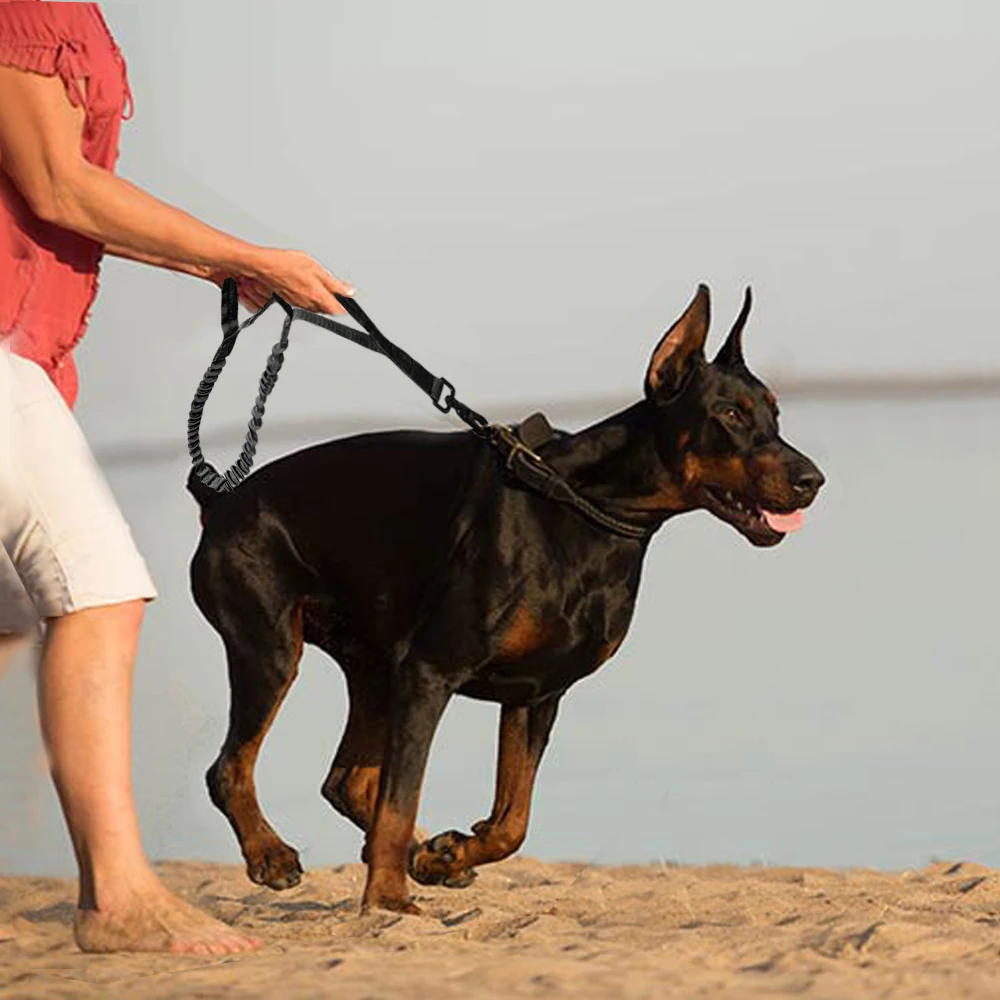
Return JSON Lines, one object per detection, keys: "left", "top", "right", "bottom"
{"left": 187, "top": 279, "right": 490, "bottom": 495}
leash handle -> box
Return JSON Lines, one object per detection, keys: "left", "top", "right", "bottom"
{"left": 188, "top": 279, "right": 490, "bottom": 496}
{"left": 187, "top": 280, "right": 293, "bottom": 492}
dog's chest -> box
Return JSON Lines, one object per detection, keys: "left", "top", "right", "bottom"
{"left": 461, "top": 572, "right": 639, "bottom": 703}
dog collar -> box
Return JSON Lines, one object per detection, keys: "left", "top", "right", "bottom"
{"left": 489, "top": 416, "right": 654, "bottom": 542}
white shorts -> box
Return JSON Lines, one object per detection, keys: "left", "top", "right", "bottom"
{"left": 0, "top": 343, "right": 157, "bottom": 632}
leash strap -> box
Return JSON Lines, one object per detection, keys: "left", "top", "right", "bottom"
{"left": 186, "top": 280, "right": 652, "bottom": 541}
{"left": 187, "top": 279, "right": 489, "bottom": 493}
{"left": 281, "top": 292, "right": 492, "bottom": 437}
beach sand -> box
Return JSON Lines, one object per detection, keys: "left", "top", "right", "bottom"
{"left": 3, "top": 857, "right": 1000, "bottom": 998}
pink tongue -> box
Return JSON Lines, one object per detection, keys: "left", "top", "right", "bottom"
{"left": 762, "top": 509, "right": 804, "bottom": 533}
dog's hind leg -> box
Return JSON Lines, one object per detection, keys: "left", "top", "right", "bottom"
{"left": 204, "top": 600, "right": 306, "bottom": 891}
{"left": 409, "top": 696, "right": 560, "bottom": 888}
{"left": 320, "top": 652, "right": 389, "bottom": 841}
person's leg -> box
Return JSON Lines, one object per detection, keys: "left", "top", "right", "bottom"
{"left": 3, "top": 351, "right": 262, "bottom": 954}
{"left": 0, "top": 624, "right": 31, "bottom": 943}
{"left": 1, "top": 415, "right": 38, "bottom": 945}
{"left": 38, "top": 602, "right": 148, "bottom": 912}
{"left": 0, "top": 622, "right": 42, "bottom": 945}
{"left": 40, "top": 601, "right": 261, "bottom": 954}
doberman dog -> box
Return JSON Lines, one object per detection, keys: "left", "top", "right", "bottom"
{"left": 187, "top": 284, "right": 824, "bottom": 914}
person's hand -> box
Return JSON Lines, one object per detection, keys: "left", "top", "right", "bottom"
{"left": 244, "top": 248, "right": 355, "bottom": 314}
{"left": 210, "top": 248, "right": 355, "bottom": 315}
{"left": 207, "top": 271, "right": 274, "bottom": 312}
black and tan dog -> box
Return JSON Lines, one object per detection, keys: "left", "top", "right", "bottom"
{"left": 187, "top": 284, "right": 824, "bottom": 914}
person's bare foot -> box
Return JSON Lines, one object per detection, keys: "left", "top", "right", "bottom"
{"left": 74, "top": 884, "right": 264, "bottom": 955}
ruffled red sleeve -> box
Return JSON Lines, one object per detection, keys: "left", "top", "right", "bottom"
{"left": 0, "top": 4, "right": 89, "bottom": 108}
{"left": 0, "top": 38, "right": 88, "bottom": 107}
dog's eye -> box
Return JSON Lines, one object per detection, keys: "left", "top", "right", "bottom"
{"left": 721, "top": 406, "right": 747, "bottom": 426}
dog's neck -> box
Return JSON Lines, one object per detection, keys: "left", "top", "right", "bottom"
{"left": 539, "top": 400, "right": 692, "bottom": 529}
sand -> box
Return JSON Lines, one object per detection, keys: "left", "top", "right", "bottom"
{"left": 3, "top": 857, "right": 1000, "bottom": 998}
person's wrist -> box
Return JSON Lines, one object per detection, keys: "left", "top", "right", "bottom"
{"left": 230, "top": 243, "right": 275, "bottom": 283}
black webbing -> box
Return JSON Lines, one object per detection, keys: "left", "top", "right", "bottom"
{"left": 187, "top": 279, "right": 489, "bottom": 494}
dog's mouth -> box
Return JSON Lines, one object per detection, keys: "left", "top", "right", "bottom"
{"left": 701, "top": 487, "right": 805, "bottom": 547}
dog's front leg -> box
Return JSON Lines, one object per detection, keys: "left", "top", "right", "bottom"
{"left": 409, "top": 695, "right": 560, "bottom": 888}
{"left": 360, "top": 660, "right": 452, "bottom": 915}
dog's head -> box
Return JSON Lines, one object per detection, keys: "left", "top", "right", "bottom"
{"left": 644, "top": 285, "right": 824, "bottom": 547}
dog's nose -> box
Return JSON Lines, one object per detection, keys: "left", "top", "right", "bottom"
{"left": 792, "top": 464, "right": 825, "bottom": 498}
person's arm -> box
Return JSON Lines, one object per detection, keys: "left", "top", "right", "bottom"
{"left": 101, "top": 243, "right": 274, "bottom": 311}
{"left": 102, "top": 242, "right": 215, "bottom": 279}
{"left": 0, "top": 64, "right": 353, "bottom": 314}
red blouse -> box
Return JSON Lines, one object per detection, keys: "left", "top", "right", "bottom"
{"left": 0, "top": 1, "right": 132, "bottom": 409}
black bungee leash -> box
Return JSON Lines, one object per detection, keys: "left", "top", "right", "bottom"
{"left": 186, "top": 279, "right": 651, "bottom": 541}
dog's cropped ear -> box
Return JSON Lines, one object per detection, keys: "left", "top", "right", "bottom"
{"left": 713, "top": 286, "right": 752, "bottom": 370}
{"left": 645, "top": 284, "right": 711, "bottom": 402}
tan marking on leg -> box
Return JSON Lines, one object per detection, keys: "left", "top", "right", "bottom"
{"left": 326, "top": 763, "right": 383, "bottom": 833}
{"left": 415, "top": 707, "right": 535, "bottom": 879}
{"left": 218, "top": 604, "right": 304, "bottom": 877}
{"left": 465, "top": 706, "right": 535, "bottom": 866}
{"left": 362, "top": 801, "right": 419, "bottom": 914}
{"left": 322, "top": 669, "right": 388, "bottom": 834}
{"left": 497, "top": 605, "right": 549, "bottom": 660}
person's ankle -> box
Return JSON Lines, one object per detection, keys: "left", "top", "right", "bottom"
{"left": 81, "top": 861, "right": 163, "bottom": 911}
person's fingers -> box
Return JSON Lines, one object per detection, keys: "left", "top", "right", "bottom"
{"left": 236, "top": 279, "right": 270, "bottom": 312}
{"left": 326, "top": 272, "right": 356, "bottom": 299}
{"left": 292, "top": 282, "right": 343, "bottom": 315}
{"left": 241, "top": 294, "right": 268, "bottom": 312}
{"left": 315, "top": 265, "right": 354, "bottom": 311}
{"left": 248, "top": 284, "right": 272, "bottom": 307}
{"left": 251, "top": 249, "right": 355, "bottom": 315}
{"left": 314, "top": 278, "right": 348, "bottom": 315}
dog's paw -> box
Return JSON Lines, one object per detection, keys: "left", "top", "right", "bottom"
{"left": 246, "top": 841, "right": 303, "bottom": 890}
{"left": 409, "top": 830, "right": 478, "bottom": 889}
{"left": 361, "top": 893, "right": 423, "bottom": 916}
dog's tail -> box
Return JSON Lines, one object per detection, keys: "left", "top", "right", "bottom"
{"left": 186, "top": 466, "right": 228, "bottom": 527}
